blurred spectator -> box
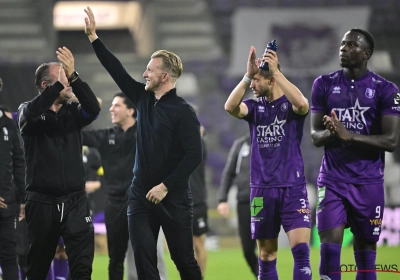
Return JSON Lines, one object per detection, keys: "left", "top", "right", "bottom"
{"left": 0, "top": 106, "right": 26, "bottom": 279}
{"left": 190, "top": 125, "right": 209, "bottom": 278}
{"left": 217, "top": 134, "right": 258, "bottom": 278}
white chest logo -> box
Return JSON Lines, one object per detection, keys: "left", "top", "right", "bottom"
{"left": 332, "top": 86, "right": 341, "bottom": 94}
{"left": 3, "top": 127, "right": 8, "bottom": 141}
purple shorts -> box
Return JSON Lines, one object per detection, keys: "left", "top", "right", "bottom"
{"left": 316, "top": 179, "right": 384, "bottom": 242}
{"left": 250, "top": 184, "right": 311, "bottom": 240}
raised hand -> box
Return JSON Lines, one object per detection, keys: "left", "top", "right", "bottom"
{"left": 56, "top": 46, "right": 75, "bottom": 79}
{"left": 84, "top": 6, "right": 98, "bottom": 43}
{"left": 263, "top": 50, "right": 279, "bottom": 75}
{"left": 246, "top": 46, "right": 260, "bottom": 78}
{"left": 57, "top": 65, "right": 68, "bottom": 86}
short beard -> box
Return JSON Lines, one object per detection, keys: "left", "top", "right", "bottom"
{"left": 146, "top": 76, "right": 163, "bottom": 92}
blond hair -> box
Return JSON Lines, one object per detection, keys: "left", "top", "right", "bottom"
{"left": 151, "top": 50, "right": 183, "bottom": 83}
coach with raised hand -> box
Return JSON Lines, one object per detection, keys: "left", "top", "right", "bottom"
{"left": 84, "top": 6, "right": 203, "bottom": 280}
{"left": 18, "top": 46, "right": 100, "bottom": 280}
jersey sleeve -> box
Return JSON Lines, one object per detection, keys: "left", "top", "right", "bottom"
{"left": 311, "top": 76, "right": 327, "bottom": 114}
{"left": 242, "top": 98, "right": 255, "bottom": 122}
{"left": 380, "top": 82, "right": 400, "bottom": 116}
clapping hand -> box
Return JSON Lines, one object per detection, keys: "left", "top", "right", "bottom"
{"left": 323, "top": 110, "right": 352, "bottom": 141}
{"left": 57, "top": 65, "right": 68, "bottom": 87}
{"left": 246, "top": 46, "right": 260, "bottom": 79}
{"left": 56, "top": 47, "right": 75, "bottom": 79}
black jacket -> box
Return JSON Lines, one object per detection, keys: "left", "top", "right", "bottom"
{"left": 82, "top": 125, "right": 137, "bottom": 197}
{"left": 18, "top": 78, "right": 101, "bottom": 202}
{"left": 0, "top": 108, "right": 25, "bottom": 216}
{"left": 92, "top": 39, "right": 202, "bottom": 200}
{"left": 190, "top": 138, "right": 207, "bottom": 206}
{"left": 218, "top": 135, "right": 251, "bottom": 204}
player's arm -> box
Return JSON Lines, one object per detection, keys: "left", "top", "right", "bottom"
{"left": 225, "top": 46, "right": 259, "bottom": 118}
{"left": 18, "top": 83, "right": 64, "bottom": 132}
{"left": 333, "top": 113, "right": 400, "bottom": 152}
{"left": 311, "top": 112, "right": 336, "bottom": 147}
{"left": 265, "top": 50, "right": 308, "bottom": 115}
{"left": 224, "top": 84, "right": 249, "bottom": 119}
{"left": 218, "top": 139, "right": 241, "bottom": 203}
{"left": 84, "top": 6, "right": 143, "bottom": 106}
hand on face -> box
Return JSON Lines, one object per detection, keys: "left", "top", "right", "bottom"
{"left": 56, "top": 47, "right": 75, "bottom": 79}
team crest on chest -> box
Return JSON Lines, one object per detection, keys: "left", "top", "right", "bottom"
{"left": 365, "top": 88, "right": 375, "bottom": 99}
{"left": 280, "top": 102, "right": 288, "bottom": 112}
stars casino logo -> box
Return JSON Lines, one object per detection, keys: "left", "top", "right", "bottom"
{"left": 256, "top": 117, "right": 286, "bottom": 148}
{"left": 332, "top": 99, "right": 369, "bottom": 132}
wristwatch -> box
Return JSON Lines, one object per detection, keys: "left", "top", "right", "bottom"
{"left": 68, "top": 71, "right": 79, "bottom": 83}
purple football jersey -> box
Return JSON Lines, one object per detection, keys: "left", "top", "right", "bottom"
{"left": 311, "top": 70, "right": 400, "bottom": 184}
{"left": 243, "top": 95, "right": 307, "bottom": 187}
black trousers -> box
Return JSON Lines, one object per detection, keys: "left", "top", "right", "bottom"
{"left": 0, "top": 214, "right": 19, "bottom": 279}
{"left": 128, "top": 191, "right": 201, "bottom": 280}
{"left": 16, "top": 216, "right": 29, "bottom": 280}
{"left": 237, "top": 202, "right": 258, "bottom": 277}
{"left": 25, "top": 193, "right": 94, "bottom": 280}
{"left": 104, "top": 195, "right": 129, "bottom": 280}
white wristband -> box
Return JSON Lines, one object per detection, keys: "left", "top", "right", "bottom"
{"left": 242, "top": 75, "right": 251, "bottom": 84}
